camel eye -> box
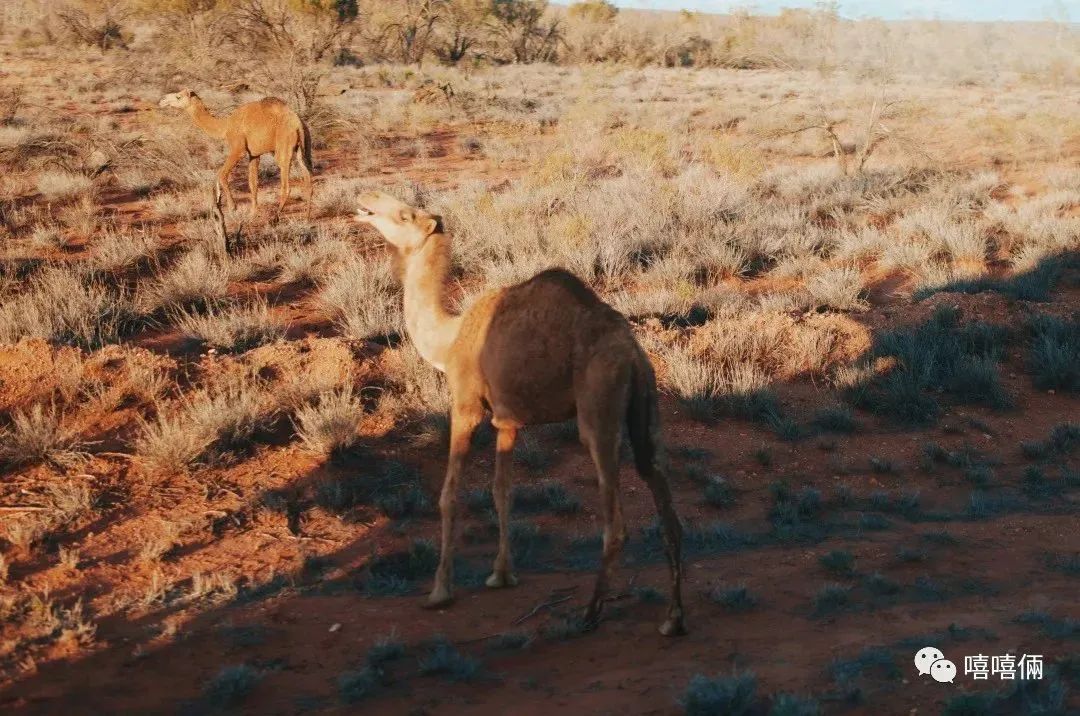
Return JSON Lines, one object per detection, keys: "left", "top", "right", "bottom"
{"left": 398, "top": 209, "right": 412, "bottom": 223}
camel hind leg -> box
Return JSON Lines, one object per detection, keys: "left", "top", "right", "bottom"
{"left": 627, "top": 359, "right": 686, "bottom": 636}
{"left": 294, "top": 136, "right": 314, "bottom": 220}
{"left": 577, "top": 361, "right": 631, "bottom": 628}
{"left": 274, "top": 146, "right": 293, "bottom": 216}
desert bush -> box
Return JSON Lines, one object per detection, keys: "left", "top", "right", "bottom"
{"left": 805, "top": 266, "right": 867, "bottom": 312}
{"left": 203, "top": 664, "right": 259, "bottom": 709}
{"left": 137, "top": 518, "right": 184, "bottom": 562}
{"left": 708, "top": 583, "right": 758, "bottom": 612}
{"left": 0, "top": 267, "right": 132, "bottom": 349}
{"left": 139, "top": 248, "right": 229, "bottom": 313}
{"left": 318, "top": 256, "right": 401, "bottom": 341}
{"left": 680, "top": 671, "right": 758, "bottom": 716}
{"left": 173, "top": 298, "right": 284, "bottom": 352}
{"left": 24, "top": 224, "right": 64, "bottom": 252}
{"left": 54, "top": 1, "right": 130, "bottom": 49}
{"left": 567, "top": 0, "right": 616, "bottom": 22}
{"left": 845, "top": 307, "right": 1011, "bottom": 423}
{"left": 275, "top": 236, "right": 351, "bottom": 285}
{"left": 432, "top": 0, "right": 491, "bottom": 63}
{"left": 35, "top": 169, "right": 93, "bottom": 200}
{"left": 377, "top": 342, "right": 450, "bottom": 429}
{"left": 1027, "top": 314, "right": 1079, "bottom": 392}
{"left": 0, "top": 402, "right": 82, "bottom": 467}
{"left": 769, "top": 693, "right": 821, "bottom": 716}
{"left": 292, "top": 387, "right": 363, "bottom": 455}
{"left": 135, "top": 377, "right": 271, "bottom": 471}
{"left": 90, "top": 229, "right": 158, "bottom": 274}
{"left": 417, "top": 636, "right": 482, "bottom": 682}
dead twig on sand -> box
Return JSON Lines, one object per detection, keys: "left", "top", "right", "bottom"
{"left": 513, "top": 586, "right": 578, "bottom": 625}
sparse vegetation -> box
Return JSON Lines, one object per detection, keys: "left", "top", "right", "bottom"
{"left": 813, "top": 405, "right": 857, "bottom": 434}
{"left": 417, "top": 636, "right": 483, "bottom": 682}
{"left": 203, "top": 664, "right": 259, "bottom": 709}
{"left": 680, "top": 672, "right": 757, "bottom": 716}
{"left": 292, "top": 387, "right": 364, "bottom": 456}
{"left": 173, "top": 298, "right": 284, "bottom": 352}
{"left": 707, "top": 584, "right": 758, "bottom": 612}
{"left": 820, "top": 550, "right": 855, "bottom": 576}
{"left": 1027, "top": 314, "right": 1079, "bottom": 392}
{"left": 812, "top": 584, "right": 852, "bottom": 617}
{"left": 0, "top": 402, "right": 82, "bottom": 467}
{"left": 844, "top": 308, "right": 1011, "bottom": 424}
{"left": 135, "top": 377, "right": 272, "bottom": 471}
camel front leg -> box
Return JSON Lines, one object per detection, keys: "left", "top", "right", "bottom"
{"left": 425, "top": 406, "right": 480, "bottom": 608}
{"left": 217, "top": 144, "right": 244, "bottom": 213}
{"left": 486, "top": 424, "right": 518, "bottom": 589}
{"left": 247, "top": 157, "right": 259, "bottom": 217}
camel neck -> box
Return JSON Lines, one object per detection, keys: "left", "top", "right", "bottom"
{"left": 187, "top": 100, "right": 227, "bottom": 139}
{"left": 401, "top": 233, "right": 461, "bottom": 373}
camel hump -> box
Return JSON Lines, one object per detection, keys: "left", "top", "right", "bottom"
{"left": 239, "top": 97, "right": 299, "bottom": 120}
{"left": 511, "top": 268, "right": 606, "bottom": 308}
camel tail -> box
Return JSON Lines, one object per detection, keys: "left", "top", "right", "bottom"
{"left": 626, "top": 355, "right": 665, "bottom": 479}
{"left": 298, "top": 121, "right": 314, "bottom": 175}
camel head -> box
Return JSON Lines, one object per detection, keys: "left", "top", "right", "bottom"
{"left": 158, "top": 88, "right": 199, "bottom": 110}
{"left": 355, "top": 191, "right": 442, "bottom": 253}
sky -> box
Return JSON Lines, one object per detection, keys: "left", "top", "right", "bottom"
{"left": 612, "top": 1, "right": 1077, "bottom": 22}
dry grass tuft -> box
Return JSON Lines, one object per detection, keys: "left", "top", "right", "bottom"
{"left": 805, "top": 266, "right": 869, "bottom": 312}
{"left": 90, "top": 229, "right": 159, "bottom": 274}
{"left": 0, "top": 267, "right": 132, "bottom": 348}
{"left": 138, "top": 519, "right": 184, "bottom": 563}
{"left": 293, "top": 387, "right": 364, "bottom": 455}
{"left": 138, "top": 248, "right": 230, "bottom": 313}
{"left": 173, "top": 299, "right": 285, "bottom": 353}
{"left": 318, "top": 257, "right": 401, "bottom": 341}
{"left": 35, "top": 170, "right": 93, "bottom": 200}
{"left": 0, "top": 402, "right": 82, "bottom": 467}
{"left": 135, "top": 377, "right": 272, "bottom": 472}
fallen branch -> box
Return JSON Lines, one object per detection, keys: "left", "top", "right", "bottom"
{"left": 513, "top": 587, "right": 577, "bottom": 625}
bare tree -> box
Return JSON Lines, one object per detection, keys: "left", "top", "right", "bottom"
{"left": 432, "top": 0, "right": 489, "bottom": 64}
{"left": 55, "top": 1, "right": 131, "bottom": 51}
{"left": 764, "top": 96, "right": 905, "bottom": 176}
{"left": 222, "top": 0, "right": 358, "bottom": 63}
{"left": 486, "top": 0, "right": 562, "bottom": 63}
{"left": 365, "top": 0, "right": 446, "bottom": 65}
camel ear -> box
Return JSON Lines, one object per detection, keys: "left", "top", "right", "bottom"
{"left": 422, "top": 215, "right": 442, "bottom": 236}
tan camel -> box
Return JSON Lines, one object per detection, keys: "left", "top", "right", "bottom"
{"left": 354, "top": 191, "right": 686, "bottom": 636}
{"left": 158, "top": 89, "right": 313, "bottom": 217}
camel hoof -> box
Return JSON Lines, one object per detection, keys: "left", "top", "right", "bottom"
{"left": 581, "top": 605, "right": 602, "bottom": 631}
{"left": 423, "top": 587, "right": 454, "bottom": 609}
{"left": 485, "top": 572, "right": 518, "bottom": 589}
{"left": 659, "top": 616, "right": 688, "bottom": 637}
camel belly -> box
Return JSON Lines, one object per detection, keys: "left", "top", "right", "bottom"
{"left": 486, "top": 382, "right": 577, "bottom": 427}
